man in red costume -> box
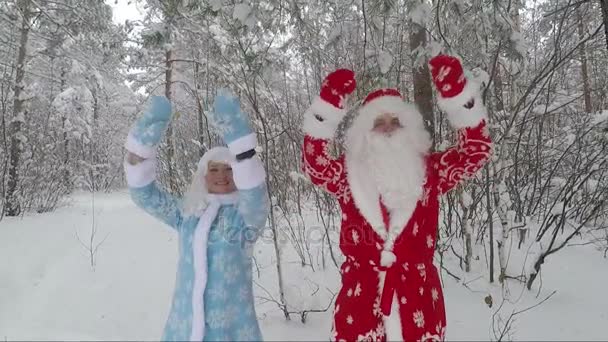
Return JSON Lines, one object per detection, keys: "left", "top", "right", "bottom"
{"left": 301, "top": 55, "right": 492, "bottom": 341}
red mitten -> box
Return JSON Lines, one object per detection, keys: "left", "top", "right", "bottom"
{"left": 303, "top": 69, "right": 356, "bottom": 139}
{"left": 429, "top": 55, "right": 466, "bottom": 98}
{"left": 319, "top": 69, "right": 356, "bottom": 109}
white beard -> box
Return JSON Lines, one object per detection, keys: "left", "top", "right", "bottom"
{"left": 364, "top": 128, "right": 427, "bottom": 214}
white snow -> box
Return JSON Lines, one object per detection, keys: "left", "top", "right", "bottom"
{"left": 1, "top": 191, "right": 607, "bottom": 340}
{"left": 233, "top": 4, "right": 251, "bottom": 23}
{"left": 592, "top": 110, "right": 608, "bottom": 125}
{"left": 233, "top": 3, "right": 256, "bottom": 28}
{"left": 209, "top": 0, "right": 223, "bottom": 12}
{"left": 377, "top": 51, "right": 393, "bottom": 74}
{"left": 409, "top": 2, "right": 432, "bottom": 26}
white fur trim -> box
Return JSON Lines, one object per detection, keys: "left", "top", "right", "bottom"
{"left": 232, "top": 156, "right": 266, "bottom": 190}
{"left": 302, "top": 96, "right": 347, "bottom": 139}
{"left": 228, "top": 133, "right": 257, "bottom": 155}
{"left": 345, "top": 155, "right": 387, "bottom": 240}
{"left": 124, "top": 156, "right": 156, "bottom": 188}
{"left": 376, "top": 271, "right": 404, "bottom": 341}
{"left": 190, "top": 193, "right": 238, "bottom": 341}
{"left": 384, "top": 295, "right": 403, "bottom": 341}
{"left": 190, "top": 202, "right": 217, "bottom": 341}
{"left": 437, "top": 79, "right": 488, "bottom": 129}
{"left": 380, "top": 251, "right": 396, "bottom": 267}
{"left": 124, "top": 131, "right": 156, "bottom": 159}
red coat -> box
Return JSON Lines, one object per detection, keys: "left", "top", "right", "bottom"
{"left": 302, "top": 121, "right": 492, "bottom": 341}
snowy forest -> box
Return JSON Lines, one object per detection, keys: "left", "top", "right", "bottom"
{"left": 1, "top": 0, "right": 608, "bottom": 340}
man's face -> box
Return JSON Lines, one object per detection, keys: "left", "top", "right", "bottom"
{"left": 372, "top": 113, "right": 402, "bottom": 135}
{"left": 205, "top": 161, "right": 237, "bottom": 194}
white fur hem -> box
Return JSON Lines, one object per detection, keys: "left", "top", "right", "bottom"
{"left": 384, "top": 295, "right": 403, "bottom": 341}
{"left": 232, "top": 156, "right": 266, "bottom": 190}
{"left": 124, "top": 157, "right": 156, "bottom": 188}
{"left": 437, "top": 80, "right": 488, "bottom": 129}
{"left": 125, "top": 132, "right": 156, "bottom": 159}
{"left": 302, "top": 97, "right": 346, "bottom": 139}
{"left": 228, "top": 133, "right": 257, "bottom": 155}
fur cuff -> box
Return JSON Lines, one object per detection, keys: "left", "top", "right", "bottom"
{"left": 232, "top": 156, "right": 266, "bottom": 190}
{"left": 124, "top": 156, "right": 156, "bottom": 188}
{"left": 302, "top": 97, "right": 347, "bottom": 139}
{"left": 437, "top": 80, "right": 488, "bottom": 129}
{"left": 228, "top": 133, "right": 257, "bottom": 155}
{"left": 125, "top": 132, "right": 156, "bottom": 159}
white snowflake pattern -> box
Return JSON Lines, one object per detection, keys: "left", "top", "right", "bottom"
{"left": 401, "top": 296, "right": 407, "bottom": 304}
{"left": 357, "top": 323, "right": 386, "bottom": 342}
{"left": 206, "top": 309, "right": 228, "bottom": 329}
{"left": 223, "top": 264, "right": 240, "bottom": 284}
{"left": 347, "top": 288, "right": 353, "bottom": 297}
{"left": 237, "top": 325, "right": 257, "bottom": 340}
{"left": 413, "top": 310, "right": 425, "bottom": 328}
{"left": 211, "top": 252, "right": 228, "bottom": 271}
{"left": 413, "top": 223, "right": 419, "bottom": 236}
{"left": 342, "top": 213, "right": 348, "bottom": 221}
{"left": 419, "top": 286, "right": 425, "bottom": 296}
{"left": 420, "top": 322, "right": 447, "bottom": 342}
{"left": 207, "top": 286, "right": 228, "bottom": 301}
{"left": 315, "top": 155, "right": 329, "bottom": 166}
{"left": 354, "top": 282, "right": 362, "bottom": 296}
{"left": 402, "top": 262, "right": 410, "bottom": 271}
{"left": 346, "top": 315, "right": 354, "bottom": 325}
{"left": 426, "top": 235, "right": 434, "bottom": 249}
{"left": 431, "top": 288, "right": 439, "bottom": 302}
{"left": 372, "top": 296, "right": 382, "bottom": 317}
{"left": 238, "top": 285, "right": 249, "bottom": 302}
{"left": 305, "top": 142, "right": 315, "bottom": 155}
{"left": 352, "top": 229, "right": 360, "bottom": 245}
{"left": 421, "top": 188, "right": 431, "bottom": 206}
{"left": 417, "top": 263, "right": 427, "bottom": 281}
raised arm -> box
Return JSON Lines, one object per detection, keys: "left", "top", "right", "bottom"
{"left": 209, "top": 89, "right": 270, "bottom": 239}
{"left": 301, "top": 69, "right": 356, "bottom": 198}
{"left": 123, "top": 96, "right": 183, "bottom": 230}
{"left": 428, "top": 55, "right": 493, "bottom": 194}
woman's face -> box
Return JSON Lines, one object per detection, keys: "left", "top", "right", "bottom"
{"left": 205, "top": 161, "right": 237, "bottom": 194}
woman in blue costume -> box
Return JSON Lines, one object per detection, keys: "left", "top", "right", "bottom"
{"left": 123, "top": 89, "right": 269, "bottom": 341}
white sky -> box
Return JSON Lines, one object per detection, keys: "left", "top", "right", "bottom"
{"left": 106, "top": 0, "right": 145, "bottom": 25}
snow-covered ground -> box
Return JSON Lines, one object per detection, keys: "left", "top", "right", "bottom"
{"left": 1, "top": 191, "right": 606, "bottom": 341}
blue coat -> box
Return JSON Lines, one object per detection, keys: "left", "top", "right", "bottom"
{"left": 128, "top": 166, "right": 269, "bottom": 341}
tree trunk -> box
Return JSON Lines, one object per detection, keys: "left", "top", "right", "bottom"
{"left": 409, "top": 6, "right": 434, "bottom": 150}
{"left": 164, "top": 47, "right": 177, "bottom": 193}
{"left": 461, "top": 200, "right": 473, "bottom": 272}
{"left": 577, "top": 8, "right": 592, "bottom": 113}
{"left": 486, "top": 166, "right": 495, "bottom": 283}
{"left": 194, "top": 61, "right": 208, "bottom": 157}
{"left": 493, "top": 65, "right": 505, "bottom": 113}
{"left": 600, "top": 0, "right": 608, "bottom": 51}
{"left": 60, "top": 67, "right": 71, "bottom": 191}
{"left": 5, "top": 0, "right": 32, "bottom": 217}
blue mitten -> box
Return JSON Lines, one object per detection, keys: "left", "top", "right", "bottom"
{"left": 125, "top": 95, "right": 172, "bottom": 159}
{"left": 210, "top": 88, "right": 257, "bottom": 155}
